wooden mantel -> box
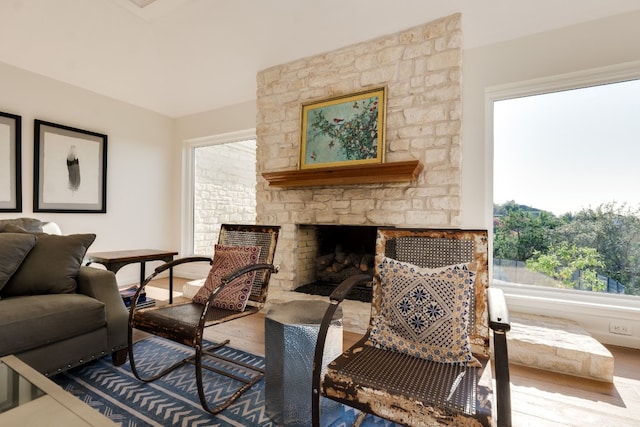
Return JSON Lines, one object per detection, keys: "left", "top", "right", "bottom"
{"left": 261, "top": 160, "right": 423, "bottom": 188}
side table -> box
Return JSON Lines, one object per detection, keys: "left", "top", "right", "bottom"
{"left": 85, "top": 249, "right": 178, "bottom": 303}
{"left": 265, "top": 300, "right": 343, "bottom": 427}
{"left": 0, "top": 355, "right": 116, "bottom": 426}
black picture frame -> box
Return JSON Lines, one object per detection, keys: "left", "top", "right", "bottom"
{"left": 0, "top": 111, "right": 22, "bottom": 212}
{"left": 33, "top": 119, "right": 107, "bottom": 213}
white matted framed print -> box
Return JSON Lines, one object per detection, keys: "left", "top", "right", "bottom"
{"left": 33, "top": 119, "right": 107, "bottom": 213}
{"left": 0, "top": 111, "right": 22, "bottom": 212}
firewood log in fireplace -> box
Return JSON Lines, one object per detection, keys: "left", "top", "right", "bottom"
{"left": 316, "top": 253, "right": 336, "bottom": 269}
{"left": 329, "top": 262, "right": 345, "bottom": 273}
{"left": 349, "top": 253, "right": 362, "bottom": 268}
{"left": 359, "top": 253, "right": 374, "bottom": 271}
{"left": 334, "top": 251, "right": 348, "bottom": 265}
{"left": 316, "top": 248, "right": 374, "bottom": 285}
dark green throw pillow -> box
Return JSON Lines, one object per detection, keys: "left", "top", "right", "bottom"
{"left": 0, "top": 233, "right": 38, "bottom": 292}
{"left": 2, "top": 224, "right": 30, "bottom": 233}
{"left": 1, "top": 233, "right": 96, "bottom": 296}
{"left": 0, "top": 218, "right": 45, "bottom": 233}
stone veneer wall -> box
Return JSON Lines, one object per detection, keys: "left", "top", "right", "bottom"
{"left": 256, "top": 13, "right": 463, "bottom": 297}
{"left": 193, "top": 142, "right": 257, "bottom": 255}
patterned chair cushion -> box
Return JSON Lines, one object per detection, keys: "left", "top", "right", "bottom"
{"left": 370, "top": 256, "right": 480, "bottom": 366}
{"left": 192, "top": 244, "right": 261, "bottom": 311}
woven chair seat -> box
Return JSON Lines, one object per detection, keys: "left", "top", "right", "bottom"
{"left": 323, "top": 337, "right": 492, "bottom": 425}
{"left": 134, "top": 303, "right": 260, "bottom": 346}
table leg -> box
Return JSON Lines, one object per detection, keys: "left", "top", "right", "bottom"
{"left": 140, "top": 261, "right": 146, "bottom": 286}
{"left": 169, "top": 266, "right": 174, "bottom": 304}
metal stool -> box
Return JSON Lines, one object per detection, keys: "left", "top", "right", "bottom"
{"left": 265, "top": 300, "right": 343, "bottom": 426}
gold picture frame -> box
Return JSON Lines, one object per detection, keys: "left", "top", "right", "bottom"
{"left": 300, "top": 87, "right": 386, "bottom": 170}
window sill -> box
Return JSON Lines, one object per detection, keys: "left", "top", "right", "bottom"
{"left": 493, "top": 280, "right": 640, "bottom": 349}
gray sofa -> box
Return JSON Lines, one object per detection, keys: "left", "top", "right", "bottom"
{"left": 0, "top": 218, "right": 128, "bottom": 376}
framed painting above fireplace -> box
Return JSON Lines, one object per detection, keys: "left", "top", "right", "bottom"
{"left": 300, "top": 87, "right": 386, "bottom": 170}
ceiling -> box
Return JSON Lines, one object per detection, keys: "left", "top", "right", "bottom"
{"left": 1, "top": 0, "right": 639, "bottom": 118}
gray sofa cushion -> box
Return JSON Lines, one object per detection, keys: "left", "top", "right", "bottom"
{"left": 0, "top": 233, "right": 37, "bottom": 292}
{"left": 0, "top": 293, "right": 106, "bottom": 356}
{"left": 1, "top": 233, "right": 96, "bottom": 297}
{"left": 0, "top": 218, "right": 46, "bottom": 233}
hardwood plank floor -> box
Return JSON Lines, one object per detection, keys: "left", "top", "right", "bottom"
{"left": 143, "top": 277, "right": 640, "bottom": 426}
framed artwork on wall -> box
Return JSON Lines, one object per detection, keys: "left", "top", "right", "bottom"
{"left": 0, "top": 111, "right": 22, "bottom": 212}
{"left": 300, "top": 86, "right": 386, "bottom": 170}
{"left": 33, "top": 119, "right": 108, "bottom": 213}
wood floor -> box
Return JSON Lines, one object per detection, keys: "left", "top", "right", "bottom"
{"left": 144, "top": 278, "right": 640, "bottom": 427}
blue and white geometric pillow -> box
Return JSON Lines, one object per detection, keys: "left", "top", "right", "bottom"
{"left": 370, "top": 257, "right": 480, "bottom": 366}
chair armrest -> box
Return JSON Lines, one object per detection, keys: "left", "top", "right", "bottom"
{"left": 329, "top": 274, "right": 374, "bottom": 302}
{"left": 220, "top": 263, "right": 279, "bottom": 285}
{"left": 488, "top": 287, "right": 510, "bottom": 332}
{"left": 76, "top": 266, "right": 128, "bottom": 352}
{"left": 152, "top": 256, "right": 213, "bottom": 277}
{"left": 128, "top": 256, "right": 212, "bottom": 310}
{"left": 311, "top": 274, "right": 372, "bottom": 426}
{"left": 487, "top": 287, "right": 512, "bottom": 427}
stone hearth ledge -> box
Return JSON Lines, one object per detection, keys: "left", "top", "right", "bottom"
{"left": 507, "top": 312, "right": 614, "bottom": 383}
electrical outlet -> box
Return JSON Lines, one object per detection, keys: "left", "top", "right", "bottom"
{"left": 609, "top": 321, "right": 632, "bottom": 336}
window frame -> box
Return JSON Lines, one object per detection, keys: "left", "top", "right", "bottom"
{"left": 485, "top": 61, "right": 640, "bottom": 348}
{"left": 179, "top": 129, "right": 256, "bottom": 279}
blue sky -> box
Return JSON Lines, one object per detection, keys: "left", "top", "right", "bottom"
{"left": 493, "top": 78, "right": 640, "bottom": 216}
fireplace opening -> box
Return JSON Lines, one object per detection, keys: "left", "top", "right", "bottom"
{"left": 295, "top": 225, "right": 376, "bottom": 302}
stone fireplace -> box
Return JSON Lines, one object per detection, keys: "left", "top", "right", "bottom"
{"left": 255, "top": 13, "right": 463, "bottom": 332}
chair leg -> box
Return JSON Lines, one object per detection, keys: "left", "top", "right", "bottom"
{"left": 128, "top": 332, "right": 264, "bottom": 415}
{"left": 111, "top": 348, "right": 128, "bottom": 366}
{"left": 354, "top": 411, "right": 367, "bottom": 426}
{"left": 494, "top": 331, "right": 512, "bottom": 427}
{"left": 195, "top": 342, "right": 266, "bottom": 415}
{"left": 128, "top": 336, "right": 189, "bottom": 382}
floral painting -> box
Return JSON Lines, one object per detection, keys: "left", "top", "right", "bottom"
{"left": 300, "top": 87, "right": 386, "bottom": 169}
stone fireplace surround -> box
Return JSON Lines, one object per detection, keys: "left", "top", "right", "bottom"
{"left": 256, "top": 13, "right": 463, "bottom": 333}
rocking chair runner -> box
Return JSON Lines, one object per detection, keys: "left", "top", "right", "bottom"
{"left": 127, "top": 224, "right": 280, "bottom": 415}
{"left": 312, "top": 228, "right": 511, "bottom": 427}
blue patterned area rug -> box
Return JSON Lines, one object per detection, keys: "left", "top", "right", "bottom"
{"left": 52, "top": 337, "right": 399, "bottom": 427}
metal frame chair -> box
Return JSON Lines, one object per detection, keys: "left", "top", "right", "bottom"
{"left": 312, "top": 228, "right": 511, "bottom": 427}
{"left": 127, "top": 224, "right": 280, "bottom": 415}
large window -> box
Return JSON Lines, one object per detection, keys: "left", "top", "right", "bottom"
{"left": 493, "top": 77, "right": 640, "bottom": 298}
{"left": 183, "top": 130, "right": 257, "bottom": 257}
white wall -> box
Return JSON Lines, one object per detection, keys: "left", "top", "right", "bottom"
{"left": 0, "top": 61, "right": 179, "bottom": 285}
{"left": 174, "top": 101, "right": 256, "bottom": 143}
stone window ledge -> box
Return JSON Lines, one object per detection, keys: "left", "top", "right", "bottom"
{"left": 495, "top": 281, "right": 640, "bottom": 349}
